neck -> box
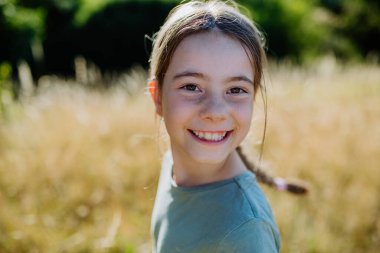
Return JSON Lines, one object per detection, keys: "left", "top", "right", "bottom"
{"left": 172, "top": 150, "right": 247, "bottom": 187}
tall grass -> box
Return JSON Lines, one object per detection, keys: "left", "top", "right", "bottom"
{"left": 259, "top": 58, "right": 380, "bottom": 253}
{"left": 0, "top": 59, "right": 379, "bottom": 252}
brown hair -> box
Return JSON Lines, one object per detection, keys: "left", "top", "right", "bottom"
{"left": 149, "top": 0, "right": 307, "bottom": 194}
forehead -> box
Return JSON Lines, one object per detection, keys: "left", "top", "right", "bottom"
{"left": 164, "top": 31, "right": 254, "bottom": 81}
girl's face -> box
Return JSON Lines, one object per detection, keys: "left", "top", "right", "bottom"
{"left": 155, "top": 31, "right": 254, "bottom": 166}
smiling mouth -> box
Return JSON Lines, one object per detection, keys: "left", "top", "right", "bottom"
{"left": 189, "top": 130, "right": 232, "bottom": 142}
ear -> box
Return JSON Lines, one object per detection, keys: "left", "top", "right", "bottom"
{"left": 148, "top": 80, "right": 163, "bottom": 116}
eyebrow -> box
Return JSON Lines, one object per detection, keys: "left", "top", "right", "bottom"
{"left": 173, "top": 71, "right": 254, "bottom": 85}
{"left": 173, "top": 71, "right": 207, "bottom": 80}
{"left": 228, "top": 76, "right": 254, "bottom": 85}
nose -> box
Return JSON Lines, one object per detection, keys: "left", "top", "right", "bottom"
{"left": 199, "top": 93, "right": 228, "bottom": 122}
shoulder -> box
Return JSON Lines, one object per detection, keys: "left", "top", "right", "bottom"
{"left": 216, "top": 218, "right": 280, "bottom": 253}
{"left": 233, "top": 172, "right": 277, "bottom": 222}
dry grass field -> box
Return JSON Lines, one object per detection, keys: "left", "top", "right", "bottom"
{"left": 0, "top": 58, "right": 379, "bottom": 252}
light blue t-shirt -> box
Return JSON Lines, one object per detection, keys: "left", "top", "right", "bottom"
{"left": 151, "top": 151, "right": 280, "bottom": 253}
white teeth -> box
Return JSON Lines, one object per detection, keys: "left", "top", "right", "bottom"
{"left": 192, "top": 130, "right": 227, "bottom": 141}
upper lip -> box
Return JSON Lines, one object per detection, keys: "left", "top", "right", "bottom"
{"left": 189, "top": 129, "right": 232, "bottom": 133}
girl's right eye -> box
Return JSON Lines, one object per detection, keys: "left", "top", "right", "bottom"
{"left": 180, "top": 84, "right": 201, "bottom": 92}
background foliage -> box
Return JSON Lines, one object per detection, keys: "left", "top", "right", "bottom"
{"left": 1, "top": 0, "right": 379, "bottom": 79}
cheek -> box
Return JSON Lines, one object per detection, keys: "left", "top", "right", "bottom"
{"left": 233, "top": 101, "right": 254, "bottom": 129}
{"left": 162, "top": 93, "right": 192, "bottom": 126}
{"left": 241, "top": 111, "right": 254, "bottom": 131}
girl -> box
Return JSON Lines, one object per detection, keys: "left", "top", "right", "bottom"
{"left": 148, "top": 1, "right": 307, "bottom": 252}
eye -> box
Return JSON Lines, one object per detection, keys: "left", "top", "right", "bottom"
{"left": 227, "top": 87, "right": 248, "bottom": 94}
{"left": 180, "top": 84, "right": 201, "bottom": 92}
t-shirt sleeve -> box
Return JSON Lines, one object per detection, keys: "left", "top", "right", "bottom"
{"left": 217, "top": 219, "right": 280, "bottom": 253}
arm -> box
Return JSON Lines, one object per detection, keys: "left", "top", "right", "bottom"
{"left": 217, "top": 219, "right": 280, "bottom": 253}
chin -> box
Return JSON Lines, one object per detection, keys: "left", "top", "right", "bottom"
{"left": 187, "top": 150, "right": 231, "bottom": 165}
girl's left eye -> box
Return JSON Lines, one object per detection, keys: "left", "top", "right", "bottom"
{"left": 227, "top": 87, "right": 248, "bottom": 94}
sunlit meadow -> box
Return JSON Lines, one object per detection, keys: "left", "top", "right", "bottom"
{"left": 0, "top": 58, "right": 379, "bottom": 252}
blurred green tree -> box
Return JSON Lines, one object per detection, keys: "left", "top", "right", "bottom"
{"left": 241, "top": 0, "right": 327, "bottom": 62}
{"left": 0, "top": 0, "right": 379, "bottom": 80}
{"left": 0, "top": 0, "right": 45, "bottom": 78}
{"left": 43, "top": 1, "right": 176, "bottom": 75}
{"left": 319, "top": 0, "right": 380, "bottom": 59}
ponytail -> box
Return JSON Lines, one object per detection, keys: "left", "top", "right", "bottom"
{"left": 236, "top": 146, "right": 308, "bottom": 195}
